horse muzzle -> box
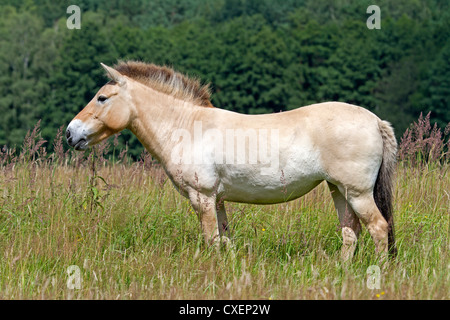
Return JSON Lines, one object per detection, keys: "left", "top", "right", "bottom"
{"left": 66, "top": 119, "right": 90, "bottom": 150}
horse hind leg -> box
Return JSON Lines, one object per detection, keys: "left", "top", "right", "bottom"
{"left": 328, "top": 182, "right": 361, "bottom": 261}
{"left": 215, "top": 199, "right": 232, "bottom": 247}
{"left": 346, "top": 190, "right": 389, "bottom": 260}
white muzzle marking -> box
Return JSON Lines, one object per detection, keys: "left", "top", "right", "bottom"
{"left": 66, "top": 119, "right": 92, "bottom": 150}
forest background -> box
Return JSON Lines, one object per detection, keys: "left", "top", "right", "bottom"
{"left": 1, "top": 0, "right": 449, "bottom": 158}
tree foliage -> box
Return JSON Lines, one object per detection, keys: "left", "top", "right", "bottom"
{"left": 0, "top": 0, "right": 449, "bottom": 156}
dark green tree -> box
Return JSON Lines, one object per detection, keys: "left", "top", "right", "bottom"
{"left": 0, "top": 6, "right": 51, "bottom": 146}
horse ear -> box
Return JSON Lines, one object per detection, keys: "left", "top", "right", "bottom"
{"left": 100, "top": 63, "right": 125, "bottom": 86}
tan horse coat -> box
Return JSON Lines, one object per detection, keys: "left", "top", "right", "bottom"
{"left": 66, "top": 61, "right": 397, "bottom": 261}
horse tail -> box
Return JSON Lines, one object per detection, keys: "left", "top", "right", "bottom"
{"left": 374, "top": 120, "right": 398, "bottom": 257}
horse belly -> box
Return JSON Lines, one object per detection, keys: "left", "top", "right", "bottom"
{"left": 220, "top": 166, "right": 322, "bottom": 204}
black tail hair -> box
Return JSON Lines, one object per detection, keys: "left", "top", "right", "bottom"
{"left": 374, "top": 120, "right": 398, "bottom": 257}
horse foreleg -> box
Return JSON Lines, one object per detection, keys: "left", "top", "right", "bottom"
{"left": 189, "top": 191, "right": 229, "bottom": 246}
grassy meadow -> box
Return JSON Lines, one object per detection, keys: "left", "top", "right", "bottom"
{"left": 0, "top": 121, "right": 449, "bottom": 300}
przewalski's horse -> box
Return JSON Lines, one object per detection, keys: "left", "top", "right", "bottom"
{"left": 66, "top": 61, "right": 397, "bottom": 261}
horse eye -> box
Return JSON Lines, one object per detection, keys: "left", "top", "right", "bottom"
{"left": 98, "top": 95, "right": 108, "bottom": 103}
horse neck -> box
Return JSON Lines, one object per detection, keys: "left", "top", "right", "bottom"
{"left": 128, "top": 83, "right": 203, "bottom": 163}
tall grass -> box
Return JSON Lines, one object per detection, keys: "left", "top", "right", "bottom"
{"left": 0, "top": 118, "right": 448, "bottom": 300}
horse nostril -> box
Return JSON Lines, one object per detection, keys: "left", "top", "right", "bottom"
{"left": 66, "top": 130, "right": 74, "bottom": 145}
